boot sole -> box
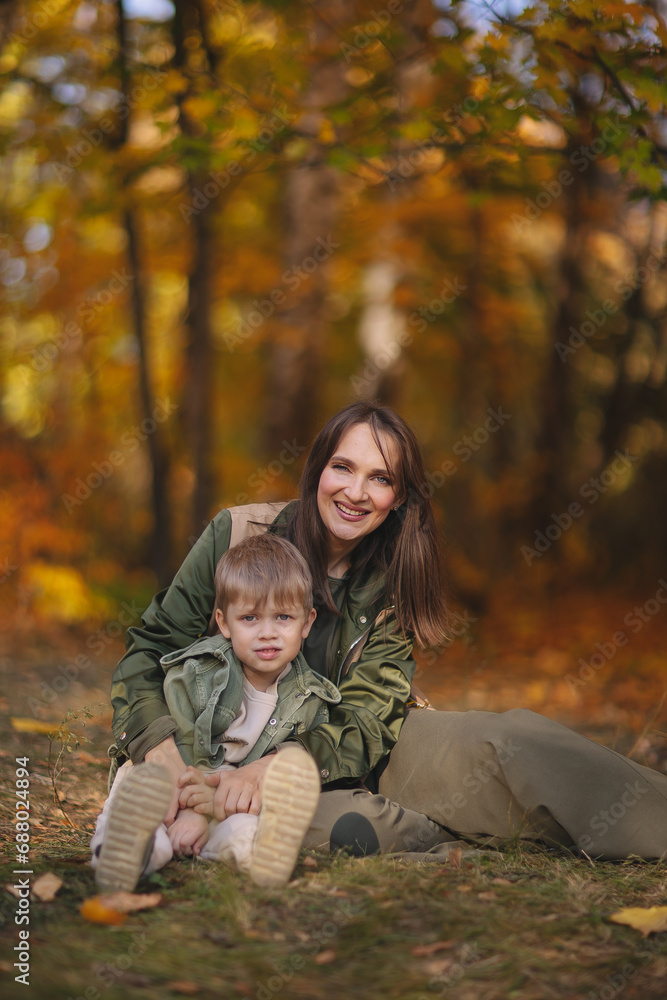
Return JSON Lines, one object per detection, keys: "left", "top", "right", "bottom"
{"left": 249, "top": 747, "right": 320, "bottom": 888}
{"left": 95, "top": 762, "right": 172, "bottom": 893}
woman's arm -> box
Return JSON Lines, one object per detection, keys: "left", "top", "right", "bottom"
{"left": 290, "top": 621, "right": 415, "bottom": 783}
{"left": 110, "top": 510, "right": 233, "bottom": 754}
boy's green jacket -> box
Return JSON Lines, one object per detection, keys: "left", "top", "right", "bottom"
{"left": 161, "top": 634, "right": 341, "bottom": 770}
{"left": 110, "top": 501, "right": 416, "bottom": 785}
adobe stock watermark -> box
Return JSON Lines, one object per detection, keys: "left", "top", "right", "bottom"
{"left": 30, "top": 268, "right": 134, "bottom": 373}
{"left": 66, "top": 932, "right": 149, "bottom": 1000}
{"left": 407, "top": 407, "right": 512, "bottom": 501}
{"left": 185, "top": 439, "right": 307, "bottom": 547}
{"left": 351, "top": 274, "right": 468, "bottom": 396}
{"left": 340, "top": 1, "right": 404, "bottom": 62}
{"left": 584, "top": 935, "right": 665, "bottom": 1000}
{"left": 555, "top": 246, "right": 666, "bottom": 362}
{"left": 254, "top": 898, "right": 365, "bottom": 1000}
{"left": 386, "top": 110, "right": 479, "bottom": 192}
{"left": 576, "top": 781, "right": 650, "bottom": 855}
{"left": 511, "top": 113, "right": 629, "bottom": 233}
{"left": 419, "top": 609, "right": 478, "bottom": 668}
{"left": 566, "top": 579, "right": 667, "bottom": 693}
{"left": 439, "top": 738, "right": 522, "bottom": 825}
{"left": 27, "top": 601, "right": 145, "bottom": 716}
{"left": 521, "top": 449, "right": 639, "bottom": 566}
{"left": 416, "top": 942, "right": 482, "bottom": 999}
{"left": 61, "top": 397, "right": 178, "bottom": 513}
{"left": 179, "top": 110, "right": 291, "bottom": 223}
{"left": 224, "top": 236, "right": 340, "bottom": 351}
{"left": 5, "top": 0, "right": 69, "bottom": 45}
{"left": 49, "top": 58, "right": 169, "bottom": 181}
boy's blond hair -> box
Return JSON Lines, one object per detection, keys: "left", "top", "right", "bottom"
{"left": 212, "top": 534, "right": 313, "bottom": 626}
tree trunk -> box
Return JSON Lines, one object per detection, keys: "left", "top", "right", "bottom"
{"left": 115, "top": 0, "right": 171, "bottom": 583}
{"left": 172, "top": 0, "right": 217, "bottom": 541}
{"left": 264, "top": 2, "right": 350, "bottom": 455}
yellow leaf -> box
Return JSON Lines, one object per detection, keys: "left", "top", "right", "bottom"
{"left": 318, "top": 119, "right": 336, "bottom": 144}
{"left": 609, "top": 906, "right": 667, "bottom": 936}
{"left": 182, "top": 96, "right": 218, "bottom": 121}
{"left": 10, "top": 717, "right": 61, "bottom": 734}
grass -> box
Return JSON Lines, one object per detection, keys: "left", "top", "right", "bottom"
{"left": 2, "top": 718, "right": 667, "bottom": 1000}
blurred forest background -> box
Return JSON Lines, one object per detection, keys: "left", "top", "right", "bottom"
{"left": 2, "top": 0, "right": 667, "bottom": 731}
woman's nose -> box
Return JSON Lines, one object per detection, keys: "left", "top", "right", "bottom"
{"left": 345, "top": 476, "right": 368, "bottom": 502}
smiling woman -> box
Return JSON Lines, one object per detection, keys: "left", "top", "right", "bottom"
{"left": 103, "top": 401, "right": 667, "bottom": 880}
{"left": 316, "top": 423, "right": 400, "bottom": 577}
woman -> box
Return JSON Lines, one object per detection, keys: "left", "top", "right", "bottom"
{"left": 110, "top": 402, "right": 667, "bottom": 860}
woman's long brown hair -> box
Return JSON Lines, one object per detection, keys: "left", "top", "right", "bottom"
{"left": 285, "top": 402, "right": 450, "bottom": 648}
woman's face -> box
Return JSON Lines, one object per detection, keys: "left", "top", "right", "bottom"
{"left": 317, "top": 422, "right": 400, "bottom": 551}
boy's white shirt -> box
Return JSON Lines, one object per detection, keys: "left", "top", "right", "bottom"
{"left": 219, "top": 663, "right": 292, "bottom": 766}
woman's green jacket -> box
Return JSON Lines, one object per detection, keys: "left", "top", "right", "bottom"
{"left": 109, "top": 501, "right": 416, "bottom": 784}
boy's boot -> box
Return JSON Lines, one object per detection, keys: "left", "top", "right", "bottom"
{"left": 249, "top": 746, "right": 320, "bottom": 888}
{"left": 95, "top": 762, "right": 172, "bottom": 893}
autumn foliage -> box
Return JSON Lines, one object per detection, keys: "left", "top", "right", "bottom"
{"left": 1, "top": 0, "right": 666, "bottom": 628}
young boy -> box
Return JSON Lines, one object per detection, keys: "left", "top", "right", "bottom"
{"left": 91, "top": 534, "right": 340, "bottom": 891}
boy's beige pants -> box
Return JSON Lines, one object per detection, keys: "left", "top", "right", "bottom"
{"left": 305, "top": 709, "right": 667, "bottom": 860}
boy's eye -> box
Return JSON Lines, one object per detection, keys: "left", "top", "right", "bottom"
{"left": 276, "top": 614, "right": 291, "bottom": 621}
{"left": 241, "top": 615, "right": 257, "bottom": 622}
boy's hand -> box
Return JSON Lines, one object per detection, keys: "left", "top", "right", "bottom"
{"left": 209, "top": 756, "right": 274, "bottom": 821}
{"left": 167, "top": 808, "right": 210, "bottom": 857}
{"left": 178, "top": 766, "right": 215, "bottom": 815}
{"left": 145, "top": 736, "right": 189, "bottom": 827}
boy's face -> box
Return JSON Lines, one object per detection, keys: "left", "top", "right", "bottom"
{"left": 216, "top": 599, "right": 316, "bottom": 692}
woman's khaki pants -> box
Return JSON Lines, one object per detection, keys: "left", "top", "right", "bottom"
{"left": 304, "top": 709, "right": 667, "bottom": 860}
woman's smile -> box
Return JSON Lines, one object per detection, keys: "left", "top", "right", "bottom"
{"left": 317, "top": 422, "right": 399, "bottom": 566}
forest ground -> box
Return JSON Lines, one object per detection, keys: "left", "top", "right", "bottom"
{"left": 1, "top": 584, "right": 667, "bottom": 1000}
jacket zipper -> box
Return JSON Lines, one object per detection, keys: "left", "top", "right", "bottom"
{"left": 335, "top": 604, "right": 396, "bottom": 686}
{"left": 336, "top": 627, "right": 372, "bottom": 686}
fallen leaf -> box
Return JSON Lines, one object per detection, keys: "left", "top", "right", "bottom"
{"left": 456, "top": 884, "right": 472, "bottom": 893}
{"left": 165, "top": 981, "right": 199, "bottom": 994}
{"left": 303, "top": 855, "right": 318, "bottom": 868}
{"left": 98, "top": 891, "right": 162, "bottom": 913}
{"left": 411, "top": 940, "right": 456, "bottom": 957}
{"left": 32, "top": 872, "right": 63, "bottom": 901}
{"left": 490, "top": 877, "right": 513, "bottom": 886}
{"left": 447, "top": 847, "right": 462, "bottom": 868}
{"left": 314, "top": 949, "right": 336, "bottom": 965}
{"left": 10, "top": 717, "right": 61, "bottom": 734}
{"left": 477, "top": 891, "right": 498, "bottom": 901}
{"left": 609, "top": 906, "right": 667, "bottom": 936}
{"left": 80, "top": 897, "right": 127, "bottom": 926}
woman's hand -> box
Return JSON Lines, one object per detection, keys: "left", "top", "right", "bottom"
{"left": 207, "top": 755, "right": 275, "bottom": 821}
{"left": 144, "top": 735, "right": 188, "bottom": 826}
{"left": 178, "top": 766, "right": 215, "bottom": 815}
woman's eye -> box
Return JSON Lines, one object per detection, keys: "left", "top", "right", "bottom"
{"left": 332, "top": 463, "right": 348, "bottom": 472}
{"left": 375, "top": 476, "right": 391, "bottom": 486}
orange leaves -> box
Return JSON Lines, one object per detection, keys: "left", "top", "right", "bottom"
{"left": 80, "top": 891, "right": 162, "bottom": 925}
